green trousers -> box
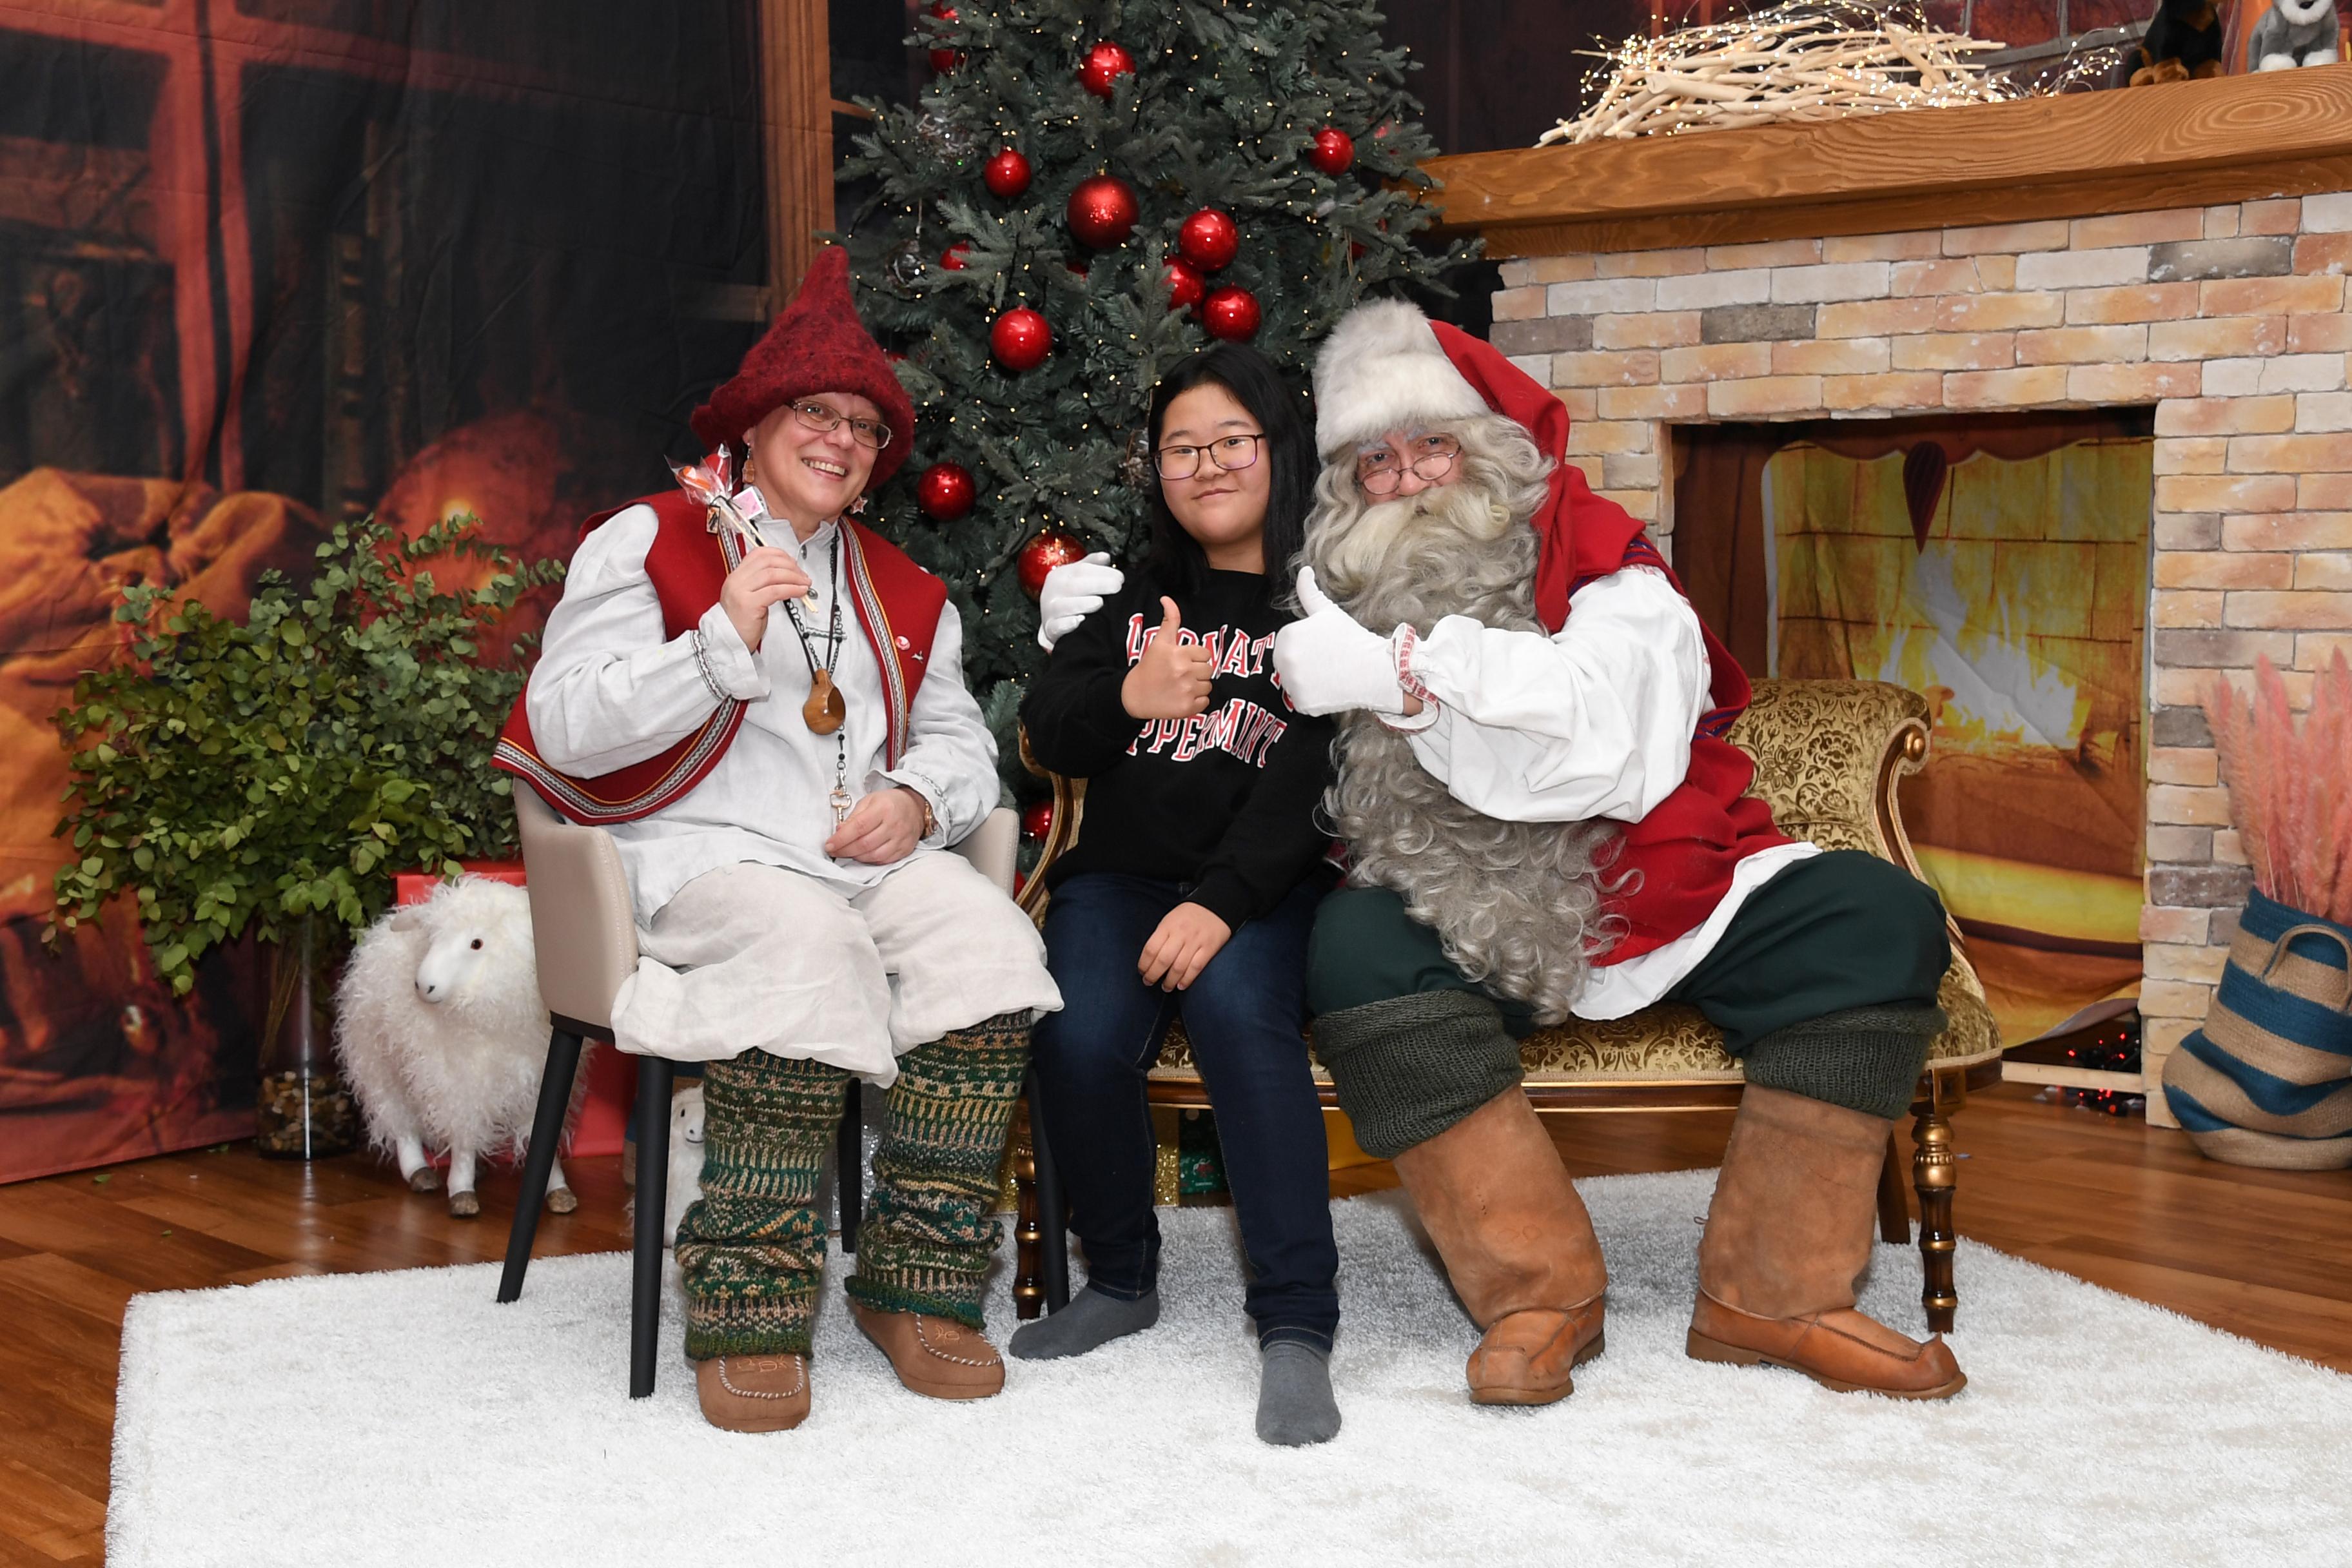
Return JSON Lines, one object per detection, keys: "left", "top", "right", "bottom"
{"left": 1304, "top": 851, "right": 1951, "bottom": 1148}
{"left": 672, "top": 1010, "right": 1030, "bottom": 1360}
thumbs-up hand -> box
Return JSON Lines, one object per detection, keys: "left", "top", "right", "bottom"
{"left": 1122, "top": 596, "right": 1216, "bottom": 720}
{"left": 1272, "top": 567, "right": 1408, "bottom": 717}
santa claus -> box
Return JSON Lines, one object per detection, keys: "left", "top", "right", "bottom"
{"left": 1265, "top": 297, "right": 1961, "bottom": 1407}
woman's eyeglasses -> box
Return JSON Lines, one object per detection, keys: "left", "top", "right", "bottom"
{"left": 1357, "top": 434, "right": 1461, "bottom": 495}
{"left": 1154, "top": 432, "right": 1264, "bottom": 480}
{"left": 791, "top": 398, "right": 893, "bottom": 450}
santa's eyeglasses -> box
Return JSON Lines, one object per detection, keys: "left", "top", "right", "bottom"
{"left": 1357, "top": 434, "right": 1461, "bottom": 495}
{"left": 789, "top": 398, "right": 893, "bottom": 450}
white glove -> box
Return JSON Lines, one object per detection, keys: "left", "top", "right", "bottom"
{"left": 1271, "top": 567, "right": 1407, "bottom": 717}
{"left": 1037, "top": 553, "right": 1124, "bottom": 652}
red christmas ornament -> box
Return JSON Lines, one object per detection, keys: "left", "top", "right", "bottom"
{"left": 983, "top": 149, "right": 1032, "bottom": 199}
{"left": 1162, "top": 256, "right": 1205, "bottom": 310}
{"left": 1201, "top": 285, "right": 1260, "bottom": 342}
{"left": 1309, "top": 126, "right": 1355, "bottom": 175}
{"left": 991, "top": 307, "right": 1052, "bottom": 371}
{"left": 1020, "top": 799, "right": 1054, "bottom": 841}
{"left": 917, "top": 461, "right": 977, "bottom": 522}
{"left": 1017, "top": 528, "right": 1086, "bottom": 598}
{"left": 1066, "top": 174, "right": 1140, "bottom": 248}
{"left": 1177, "top": 208, "right": 1240, "bottom": 272}
{"left": 926, "top": 3, "right": 963, "bottom": 73}
{"left": 1078, "top": 41, "right": 1136, "bottom": 97}
{"left": 939, "top": 242, "right": 972, "bottom": 270}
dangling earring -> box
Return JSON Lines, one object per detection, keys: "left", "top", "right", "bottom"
{"left": 741, "top": 455, "right": 756, "bottom": 488}
{"left": 850, "top": 496, "right": 868, "bottom": 516}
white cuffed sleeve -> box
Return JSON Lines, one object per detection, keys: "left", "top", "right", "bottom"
{"left": 877, "top": 600, "right": 1001, "bottom": 848}
{"left": 1392, "top": 565, "right": 1710, "bottom": 825}
{"left": 524, "top": 505, "right": 766, "bottom": 775}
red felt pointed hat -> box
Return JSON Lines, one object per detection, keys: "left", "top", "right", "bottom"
{"left": 691, "top": 245, "right": 917, "bottom": 485}
{"left": 1312, "top": 297, "right": 1642, "bottom": 631}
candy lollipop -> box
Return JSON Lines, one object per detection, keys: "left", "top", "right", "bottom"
{"left": 670, "top": 445, "right": 769, "bottom": 550}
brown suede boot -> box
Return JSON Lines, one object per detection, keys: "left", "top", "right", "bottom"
{"left": 694, "top": 1353, "right": 811, "bottom": 1432}
{"left": 1391, "top": 1087, "right": 1609, "bottom": 1406}
{"left": 1687, "top": 1084, "right": 1965, "bottom": 1399}
{"left": 851, "top": 1303, "right": 1006, "bottom": 1400}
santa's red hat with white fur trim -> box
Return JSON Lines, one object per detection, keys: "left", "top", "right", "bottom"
{"left": 1310, "top": 295, "right": 1642, "bottom": 631}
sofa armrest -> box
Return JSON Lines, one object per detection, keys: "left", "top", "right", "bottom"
{"left": 1732, "top": 678, "right": 1932, "bottom": 879}
{"left": 1014, "top": 724, "right": 1086, "bottom": 921}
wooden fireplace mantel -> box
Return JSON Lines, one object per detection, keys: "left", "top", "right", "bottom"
{"left": 1425, "top": 66, "right": 2352, "bottom": 255}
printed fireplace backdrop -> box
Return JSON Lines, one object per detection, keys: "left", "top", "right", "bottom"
{"left": 1677, "top": 413, "right": 2153, "bottom": 1045}
{"left": 0, "top": 1, "right": 769, "bottom": 1181}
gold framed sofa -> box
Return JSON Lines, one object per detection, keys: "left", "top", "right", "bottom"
{"left": 1008, "top": 679, "right": 2003, "bottom": 1331}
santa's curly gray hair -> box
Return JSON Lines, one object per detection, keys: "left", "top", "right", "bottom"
{"left": 1301, "top": 412, "right": 1623, "bottom": 1024}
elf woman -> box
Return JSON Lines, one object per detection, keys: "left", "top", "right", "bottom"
{"left": 500, "top": 248, "right": 1060, "bottom": 1433}
{"left": 1015, "top": 344, "right": 1342, "bottom": 1447}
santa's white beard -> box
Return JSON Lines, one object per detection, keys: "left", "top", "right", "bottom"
{"left": 1304, "top": 475, "right": 1623, "bottom": 1024}
{"left": 1312, "top": 480, "right": 1516, "bottom": 621}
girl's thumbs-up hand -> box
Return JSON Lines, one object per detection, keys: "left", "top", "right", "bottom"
{"left": 1122, "top": 596, "right": 1215, "bottom": 720}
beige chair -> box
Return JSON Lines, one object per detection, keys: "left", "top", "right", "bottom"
{"left": 495, "top": 786, "right": 1021, "bottom": 1397}
{"left": 1010, "top": 679, "right": 2004, "bottom": 1331}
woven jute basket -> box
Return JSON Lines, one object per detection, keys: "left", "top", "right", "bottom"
{"left": 2162, "top": 888, "right": 2352, "bottom": 1170}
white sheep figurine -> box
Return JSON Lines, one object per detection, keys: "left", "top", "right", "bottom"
{"left": 335, "top": 876, "right": 582, "bottom": 1217}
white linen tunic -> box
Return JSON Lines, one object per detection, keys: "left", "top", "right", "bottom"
{"left": 1380, "top": 564, "right": 1818, "bottom": 1020}
{"left": 524, "top": 495, "right": 1060, "bottom": 1077}
{"left": 527, "top": 500, "right": 997, "bottom": 921}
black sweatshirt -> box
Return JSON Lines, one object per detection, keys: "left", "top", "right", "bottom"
{"left": 1021, "top": 568, "right": 1335, "bottom": 930}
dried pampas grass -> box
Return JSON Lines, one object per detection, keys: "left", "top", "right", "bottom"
{"left": 2205, "top": 652, "right": 2352, "bottom": 924}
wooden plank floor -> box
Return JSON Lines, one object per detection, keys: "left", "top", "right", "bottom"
{"left": 5, "top": 1082, "right": 2347, "bottom": 1564}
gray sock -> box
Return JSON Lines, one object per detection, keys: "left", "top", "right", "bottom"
{"left": 1255, "top": 1341, "right": 1341, "bottom": 1447}
{"left": 1007, "top": 1285, "right": 1160, "bottom": 1361}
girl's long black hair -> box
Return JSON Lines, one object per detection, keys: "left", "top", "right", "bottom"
{"left": 1140, "top": 343, "right": 1314, "bottom": 600}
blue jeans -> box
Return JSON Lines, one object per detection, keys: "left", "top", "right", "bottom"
{"left": 1031, "top": 873, "right": 1338, "bottom": 1348}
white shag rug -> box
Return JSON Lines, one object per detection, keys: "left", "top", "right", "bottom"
{"left": 112, "top": 1170, "right": 2352, "bottom": 1568}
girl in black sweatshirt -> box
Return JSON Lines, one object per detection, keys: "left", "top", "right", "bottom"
{"left": 1012, "top": 345, "right": 1342, "bottom": 1446}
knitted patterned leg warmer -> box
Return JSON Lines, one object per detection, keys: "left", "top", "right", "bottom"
{"left": 675, "top": 1048, "right": 847, "bottom": 1360}
{"left": 847, "top": 1011, "right": 1032, "bottom": 1329}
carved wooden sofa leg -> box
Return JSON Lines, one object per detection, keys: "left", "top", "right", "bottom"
{"left": 1911, "top": 1068, "right": 1963, "bottom": 1335}
{"left": 1011, "top": 1096, "right": 1046, "bottom": 1321}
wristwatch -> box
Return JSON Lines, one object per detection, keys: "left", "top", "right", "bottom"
{"left": 900, "top": 785, "right": 937, "bottom": 840}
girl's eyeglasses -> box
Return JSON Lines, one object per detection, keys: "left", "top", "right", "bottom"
{"left": 1357, "top": 434, "right": 1461, "bottom": 496}
{"left": 790, "top": 398, "right": 893, "bottom": 450}
{"left": 1154, "top": 432, "right": 1264, "bottom": 480}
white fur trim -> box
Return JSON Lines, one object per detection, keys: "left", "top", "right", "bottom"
{"left": 1313, "top": 299, "right": 1488, "bottom": 455}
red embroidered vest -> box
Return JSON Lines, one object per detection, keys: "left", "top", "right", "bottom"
{"left": 1573, "top": 531, "right": 1791, "bottom": 968}
{"left": 495, "top": 490, "right": 948, "bottom": 824}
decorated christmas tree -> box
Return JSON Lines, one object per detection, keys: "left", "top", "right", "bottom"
{"left": 839, "top": 0, "right": 1467, "bottom": 726}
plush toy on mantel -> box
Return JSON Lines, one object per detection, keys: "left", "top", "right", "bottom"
{"left": 335, "top": 876, "right": 581, "bottom": 1217}
{"left": 2129, "top": 0, "right": 2227, "bottom": 83}
{"left": 2250, "top": 0, "right": 2343, "bottom": 69}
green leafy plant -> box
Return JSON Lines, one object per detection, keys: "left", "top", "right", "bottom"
{"left": 48, "top": 513, "right": 564, "bottom": 994}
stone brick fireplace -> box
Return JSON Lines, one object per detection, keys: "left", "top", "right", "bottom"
{"left": 1429, "top": 70, "right": 2352, "bottom": 1120}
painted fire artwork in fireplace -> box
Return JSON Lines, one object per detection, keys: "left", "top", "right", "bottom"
{"left": 1677, "top": 412, "right": 2151, "bottom": 1041}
